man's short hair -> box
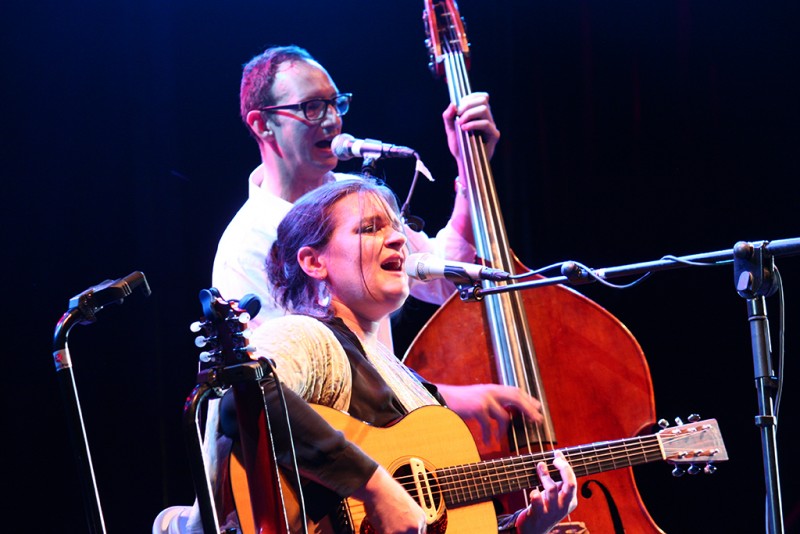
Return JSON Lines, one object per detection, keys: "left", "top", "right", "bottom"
{"left": 239, "top": 45, "right": 316, "bottom": 124}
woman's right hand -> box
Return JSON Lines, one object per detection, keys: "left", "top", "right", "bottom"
{"left": 353, "top": 466, "right": 428, "bottom": 533}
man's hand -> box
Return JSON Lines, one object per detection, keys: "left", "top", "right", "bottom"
{"left": 442, "top": 91, "right": 501, "bottom": 163}
{"left": 437, "top": 383, "right": 543, "bottom": 445}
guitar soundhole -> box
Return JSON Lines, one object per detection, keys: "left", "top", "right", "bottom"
{"left": 360, "top": 463, "right": 448, "bottom": 534}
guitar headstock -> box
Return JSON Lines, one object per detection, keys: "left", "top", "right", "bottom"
{"left": 657, "top": 417, "right": 728, "bottom": 476}
{"left": 423, "top": 0, "right": 470, "bottom": 78}
{"left": 190, "top": 288, "right": 261, "bottom": 369}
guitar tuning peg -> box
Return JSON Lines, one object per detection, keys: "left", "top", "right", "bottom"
{"left": 657, "top": 418, "right": 669, "bottom": 429}
{"left": 687, "top": 464, "right": 702, "bottom": 475}
{"left": 190, "top": 321, "right": 203, "bottom": 333}
{"left": 674, "top": 417, "right": 684, "bottom": 426}
{"left": 688, "top": 413, "right": 701, "bottom": 422}
{"left": 671, "top": 466, "right": 685, "bottom": 477}
{"left": 199, "top": 350, "right": 214, "bottom": 363}
{"left": 704, "top": 464, "right": 718, "bottom": 475}
{"left": 245, "top": 345, "right": 257, "bottom": 354}
{"left": 194, "top": 335, "right": 210, "bottom": 348}
{"left": 237, "top": 312, "right": 251, "bottom": 324}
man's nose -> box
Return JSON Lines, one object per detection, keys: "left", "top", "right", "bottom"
{"left": 321, "top": 102, "right": 343, "bottom": 128}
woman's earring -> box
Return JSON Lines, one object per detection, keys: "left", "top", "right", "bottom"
{"left": 317, "top": 281, "right": 331, "bottom": 307}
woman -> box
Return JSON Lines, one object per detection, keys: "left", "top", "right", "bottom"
{"left": 226, "top": 178, "right": 577, "bottom": 533}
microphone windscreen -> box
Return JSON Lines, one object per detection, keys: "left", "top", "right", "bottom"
{"left": 405, "top": 253, "right": 436, "bottom": 281}
{"left": 331, "top": 133, "right": 354, "bottom": 160}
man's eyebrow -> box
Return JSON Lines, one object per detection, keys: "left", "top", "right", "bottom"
{"left": 296, "top": 91, "right": 338, "bottom": 101}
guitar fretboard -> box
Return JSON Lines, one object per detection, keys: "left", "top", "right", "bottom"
{"left": 436, "top": 434, "right": 663, "bottom": 506}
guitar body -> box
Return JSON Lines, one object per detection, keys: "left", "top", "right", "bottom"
{"left": 231, "top": 405, "right": 499, "bottom": 533}
{"left": 230, "top": 404, "right": 726, "bottom": 534}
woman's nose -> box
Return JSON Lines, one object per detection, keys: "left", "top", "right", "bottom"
{"left": 385, "top": 227, "right": 407, "bottom": 249}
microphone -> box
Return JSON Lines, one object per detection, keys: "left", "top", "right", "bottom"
{"left": 405, "top": 253, "right": 511, "bottom": 284}
{"left": 331, "top": 133, "right": 418, "bottom": 160}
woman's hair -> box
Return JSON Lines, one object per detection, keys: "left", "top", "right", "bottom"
{"left": 267, "top": 177, "right": 401, "bottom": 317}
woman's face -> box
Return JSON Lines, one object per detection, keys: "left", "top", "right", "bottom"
{"left": 315, "top": 191, "right": 409, "bottom": 323}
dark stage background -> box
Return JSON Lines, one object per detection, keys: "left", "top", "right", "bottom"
{"left": 4, "top": 1, "right": 799, "bottom": 532}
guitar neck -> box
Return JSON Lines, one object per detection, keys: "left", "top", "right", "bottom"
{"left": 437, "top": 434, "right": 663, "bottom": 507}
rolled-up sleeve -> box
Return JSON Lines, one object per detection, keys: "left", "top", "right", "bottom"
{"left": 405, "top": 220, "right": 476, "bottom": 305}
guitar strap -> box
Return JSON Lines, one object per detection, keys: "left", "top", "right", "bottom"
{"left": 323, "top": 317, "right": 441, "bottom": 414}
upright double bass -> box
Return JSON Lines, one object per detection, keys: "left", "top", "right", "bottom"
{"left": 405, "top": 2, "right": 664, "bottom": 532}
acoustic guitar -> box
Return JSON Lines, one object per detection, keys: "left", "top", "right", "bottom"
{"left": 231, "top": 404, "right": 727, "bottom": 533}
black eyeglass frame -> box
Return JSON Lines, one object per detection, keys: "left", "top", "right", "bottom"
{"left": 257, "top": 93, "right": 352, "bottom": 122}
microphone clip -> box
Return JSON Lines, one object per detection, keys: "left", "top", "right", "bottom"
{"left": 68, "top": 271, "right": 151, "bottom": 325}
{"left": 457, "top": 284, "right": 484, "bottom": 302}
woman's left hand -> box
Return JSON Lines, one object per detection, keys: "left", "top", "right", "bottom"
{"left": 516, "top": 451, "right": 578, "bottom": 534}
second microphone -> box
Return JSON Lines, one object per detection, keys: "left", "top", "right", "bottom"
{"left": 331, "top": 133, "right": 418, "bottom": 161}
{"left": 405, "top": 253, "right": 511, "bottom": 284}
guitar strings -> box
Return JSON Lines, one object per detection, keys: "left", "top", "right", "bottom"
{"left": 337, "top": 439, "right": 665, "bottom": 527}
{"left": 389, "top": 438, "right": 662, "bottom": 502}
{"left": 382, "top": 429, "right": 720, "bottom": 506}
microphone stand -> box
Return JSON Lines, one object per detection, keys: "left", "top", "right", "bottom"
{"left": 52, "top": 272, "right": 151, "bottom": 534}
{"left": 182, "top": 381, "right": 224, "bottom": 534}
{"left": 458, "top": 238, "right": 800, "bottom": 534}
{"left": 733, "top": 241, "right": 783, "bottom": 534}
{"left": 360, "top": 155, "right": 379, "bottom": 178}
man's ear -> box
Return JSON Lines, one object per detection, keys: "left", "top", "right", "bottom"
{"left": 297, "top": 246, "right": 327, "bottom": 281}
{"left": 246, "top": 109, "right": 272, "bottom": 139}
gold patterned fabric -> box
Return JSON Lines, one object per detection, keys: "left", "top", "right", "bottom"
{"left": 251, "top": 314, "right": 353, "bottom": 411}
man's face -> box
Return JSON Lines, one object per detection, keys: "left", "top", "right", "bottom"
{"left": 265, "top": 60, "right": 343, "bottom": 179}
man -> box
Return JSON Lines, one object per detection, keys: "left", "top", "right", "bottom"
{"left": 212, "top": 45, "right": 498, "bottom": 344}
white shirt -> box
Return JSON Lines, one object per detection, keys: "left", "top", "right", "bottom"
{"left": 212, "top": 164, "right": 476, "bottom": 343}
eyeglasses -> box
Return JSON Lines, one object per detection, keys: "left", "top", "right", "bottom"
{"left": 258, "top": 93, "right": 352, "bottom": 122}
